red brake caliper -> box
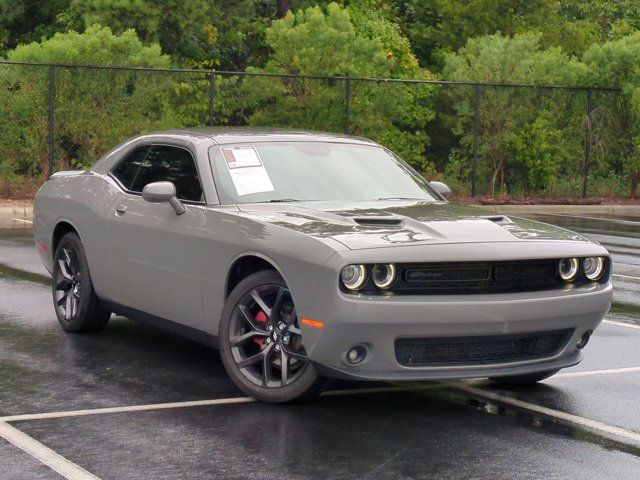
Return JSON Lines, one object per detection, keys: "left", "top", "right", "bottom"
{"left": 253, "top": 310, "right": 268, "bottom": 345}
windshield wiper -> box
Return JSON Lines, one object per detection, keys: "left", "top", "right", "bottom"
{"left": 265, "top": 198, "right": 301, "bottom": 203}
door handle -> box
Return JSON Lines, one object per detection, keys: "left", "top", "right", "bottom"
{"left": 115, "top": 205, "right": 128, "bottom": 215}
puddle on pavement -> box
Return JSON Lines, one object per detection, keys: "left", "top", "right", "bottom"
{"left": 523, "top": 214, "right": 640, "bottom": 239}
{"left": 610, "top": 303, "right": 640, "bottom": 325}
{"left": 435, "top": 388, "right": 640, "bottom": 458}
{"left": 0, "top": 265, "right": 49, "bottom": 285}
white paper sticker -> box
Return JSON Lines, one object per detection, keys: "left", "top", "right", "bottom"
{"left": 221, "top": 146, "right": 275, "bottom": 196}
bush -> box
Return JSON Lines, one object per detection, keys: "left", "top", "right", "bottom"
{"left": 0, "top": 25, "right": 174, "bottom": 177}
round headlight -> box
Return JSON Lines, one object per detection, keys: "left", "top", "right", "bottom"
{"left": 341, "top": 264, "right": 367, "bottom": 290}
{"left": 558, "top": 258, "right": 579, "bottom": 281}
{"left": 583, "top": 257, "right": 605, "bottom": 281}
{"left": 372, "top": 264, "right": 396, "bottom": 289}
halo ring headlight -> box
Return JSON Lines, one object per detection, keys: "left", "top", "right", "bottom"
{"left": 341, "top": 264, "right": 367, "bottom": 291}
{"left": 583, "top": 257, "right": 605, "bottom": 281}
{"left": 372, "top": 263, "right": 397, "bottom": 289}
{"left": 558, "top": 258, "right": 579, "bottom": 281}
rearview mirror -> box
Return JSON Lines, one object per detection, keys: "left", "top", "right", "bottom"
{"left": 429, "top": 181, "right": 452, "bottom": 198}
{"left": 142, "top": 181, "right": 186, "bottom": 215}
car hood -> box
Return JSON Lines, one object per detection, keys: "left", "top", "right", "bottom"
{"left": 236, "top": 200, "right": 590, "bottom": 250}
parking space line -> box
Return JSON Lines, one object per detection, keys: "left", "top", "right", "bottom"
{"left": 613, "top": 273, "right": 640, "bottom": 281}
{"left": 452, "top": 384, "right": 640, "bottom": 446}
{"left": 556, "top": 366, "right": 640, "bottom": 378}
{"left": 0, "top": 386, "right": 436, "bottom": 423}
{"left": 10, "top": 218, "right": 32, "bottom": 224}
{"left": 0, "top": 421, "right": 100, "bottom": 480}
{"left": 0, "top": 397, "right": 255, "bottom": 423}
{"left": 604, "top": 319, "right": 640, "bottom": 330}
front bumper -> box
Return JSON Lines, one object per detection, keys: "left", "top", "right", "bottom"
{"left": 299, "top": 281, "right": 612, "bottom": 381}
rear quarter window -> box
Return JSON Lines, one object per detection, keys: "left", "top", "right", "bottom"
{"left": 111, "top": 144, "right": 203, "bottom": 202}
{"left": 111, "top": 146, "right": 151, "bottom": 190}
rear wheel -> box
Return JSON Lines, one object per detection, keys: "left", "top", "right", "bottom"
{"left": 489, "top": 369, "right": 559, "bottom": 386}
{"left": 219, "top": 270, "right": 326, "bottom": 402}
{"left": 52, "top": 232, "right": 110, "bottom": 332}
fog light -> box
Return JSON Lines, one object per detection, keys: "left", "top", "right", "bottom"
{"left": 577, "top": 330, "right": 592, "bottom": 349}
{"left": 346, "top": 345, "right": 367, "bottom": 365}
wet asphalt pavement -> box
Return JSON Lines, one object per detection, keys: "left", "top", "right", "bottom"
{"left": 0, "top": 213, "right": 639, "bottom": 479}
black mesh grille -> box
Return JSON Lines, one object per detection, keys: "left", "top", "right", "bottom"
{"left": 395, "top": 329, "right": 573, "bottom": 367}
{"left": 393, "top": 260, "right": 565, "bottom": 294}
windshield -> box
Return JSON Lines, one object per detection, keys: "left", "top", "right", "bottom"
{"left": 208, "top": 142, "right": 440, "bottom": 204}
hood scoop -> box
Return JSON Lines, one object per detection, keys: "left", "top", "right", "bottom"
{"left": 481, "top": 215, "right": 513, "bottom": 225}
{"left": 353, "top": 216, "right": 405, "bottom": 228}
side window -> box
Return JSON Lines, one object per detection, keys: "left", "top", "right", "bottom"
{"left": 112, "top": 145, "right": 204, "bottom": 202}
{"left": 111, "top": 146, "right": 151, "bottom": 191}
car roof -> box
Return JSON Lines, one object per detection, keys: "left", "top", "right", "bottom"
{"left": 153, "top": 127, "right": 380, "bottom": 146}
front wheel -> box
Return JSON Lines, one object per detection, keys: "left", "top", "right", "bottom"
{"left": 219, "top": 270, "right": 326, "bottom": 402}
{"left": 52, "top": 232, "right": 111, "bottom": 332}
{"left": 489, "top": 369, "right": 559, "bottom": 386}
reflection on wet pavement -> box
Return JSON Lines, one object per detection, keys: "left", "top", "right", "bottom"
{"left": 13, "top": 390, "right": 640, "bottom": 480}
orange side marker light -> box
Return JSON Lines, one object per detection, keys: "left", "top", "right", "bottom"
{"left": 301, "top": 318, "right": 324, "bottom": 329}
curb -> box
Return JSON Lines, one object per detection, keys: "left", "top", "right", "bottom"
{"left": 0, "top": 206, "right": 33, "bottom": 219}
{"left": 469, "top": 204, "right": 640, "bottom": 218}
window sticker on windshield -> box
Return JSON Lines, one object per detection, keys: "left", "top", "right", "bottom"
{"left": 220, "top": 146, "right": 275, "bottom": 196}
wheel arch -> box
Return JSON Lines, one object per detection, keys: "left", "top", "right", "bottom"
{"left": 52, "top": 220, "right": 81, "bottom": 257}
{"left": 225, "top": 253, "right": 288, "bottom": 298}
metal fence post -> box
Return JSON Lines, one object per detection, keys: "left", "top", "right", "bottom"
{"left": 48, "top": 64, "right": 55, "bottom": 176}
{"left": 583, "top": 89, "right": 592, "bottom": 198}
{"left": 208, "top": 70, "right": 216, "bottom": 127}
{"left": 472, "top": 84, "right": 480, "bottom": 198}
{"left": 345, "top": 77, "right": 351, "bottom": 135}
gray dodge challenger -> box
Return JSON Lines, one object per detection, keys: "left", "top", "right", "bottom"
{"left": 33, "top": 128, "right": 612, "bottom": 402}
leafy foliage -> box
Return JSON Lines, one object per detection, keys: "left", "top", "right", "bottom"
{"left": 0, "top": 0, "right": 70, "bottom": 54}
{"left": 242, "top": 3, "right": 436, "bottom": 172}
{"left": 0, "top": 26, "right": 173, "bottom": 181}
{"left": 582, "top": 32, "right": 640, "bottom": 197}
{"left": 1, "top": 0, "right": 640, "bottom": 198}
{"left": 442, "top": 33, "right": 586, "bottom": 195}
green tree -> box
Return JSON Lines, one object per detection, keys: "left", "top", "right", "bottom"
{"left": 394, "top": 0, "right": 597, "bottom": 69}
{"left": 63, "top": 0, "right": 275, "bottom": 69}
{"left": 582, "top": 32, "right": 640, "bottom": 197}
{"left": 0, "top": 0, "right": 70, "bottom": 54}
{"left": 0, "top": 25, "right": 173, "bottom": 184}
{"left": 240, "top": 2, "right": 435, "bottom": 172}
{"left": 63, "top": 0, "right": 216, "bottom": 64}
{"left": 443, "top": 33, "right": 586, "bottom": 195}
{"left": 561, "top": 0, "right": 640, "bottom": 43}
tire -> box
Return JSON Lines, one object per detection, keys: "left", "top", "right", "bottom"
{"left": 219, "top": 270, "right": 326, "bottom": 403}
{"left": 489, "top": 369, "right": 559, "bottom": 386}
{"left": 52, "top": 232, "right": 111, "bottom": 333}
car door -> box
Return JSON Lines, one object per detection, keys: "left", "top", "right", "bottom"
{"left": 107, "top": 143, "right": 207, "bottom": 328}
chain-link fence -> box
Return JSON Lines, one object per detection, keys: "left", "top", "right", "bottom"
{"left": 0, "top": 61, "right": 625, "bottom": 197}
